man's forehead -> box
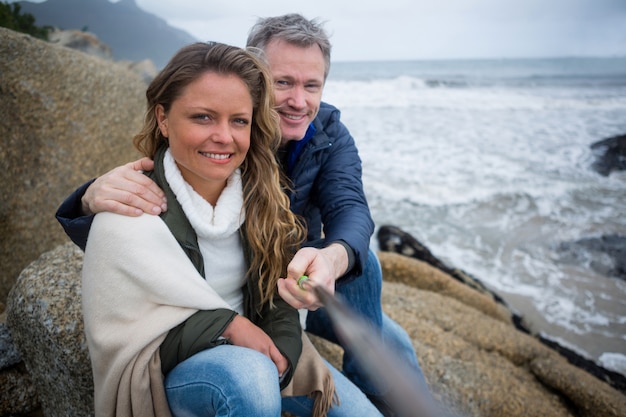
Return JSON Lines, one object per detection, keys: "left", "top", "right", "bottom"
{"left": 265, "top": 40, "right": 325, "bottom": 78}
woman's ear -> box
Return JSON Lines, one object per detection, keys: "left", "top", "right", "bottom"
{"left": 155, "top": 104, "right": 169, "bottom": 138}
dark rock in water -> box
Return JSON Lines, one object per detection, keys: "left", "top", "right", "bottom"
{"left": 378, "top": 225, "right": 448, "bottom": 270}
{"left": 591, "top": 134, "right": 626, "bottom": 176}
{"left": 557, "top": 234, "right": 626, "bottom": 280}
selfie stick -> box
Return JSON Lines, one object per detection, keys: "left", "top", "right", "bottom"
{"left": 312, "top": 284, "right": 440, "bottom": 417}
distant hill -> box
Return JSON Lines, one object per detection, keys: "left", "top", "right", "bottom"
{"left": 17, "top": 0, "right": 199, "bottom": 68}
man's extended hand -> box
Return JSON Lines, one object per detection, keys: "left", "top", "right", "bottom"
{"left": 277, "top": 243, "right": 349, "bottom": 311}
{"left": 80, "top": 157, "right": 167, "bottom": 216}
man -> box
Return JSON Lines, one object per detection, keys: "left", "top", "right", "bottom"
{"left": 57, "top": 13, "right": 431, "bottom": 416}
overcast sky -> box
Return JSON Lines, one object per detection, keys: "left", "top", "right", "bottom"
{"left": 19, "top": 0, "right": 626, "bottom": 61}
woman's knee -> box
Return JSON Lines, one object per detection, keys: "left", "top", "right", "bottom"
{"left": 165, "top": 346, "right": 281, "bottom": 416}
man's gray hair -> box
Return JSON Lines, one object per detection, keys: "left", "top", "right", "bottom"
{"left": 246, "top": 13, "right": 332, "bottom": 80}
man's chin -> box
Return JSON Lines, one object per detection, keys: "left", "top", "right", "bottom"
{"left": 280, "top": 126, "right": 308, "bottom": 142}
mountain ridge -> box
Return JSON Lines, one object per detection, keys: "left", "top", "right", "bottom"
{"left": 17, "top": 0, "right": 199, "bottom": 68}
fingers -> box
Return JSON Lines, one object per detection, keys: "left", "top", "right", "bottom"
{"left": 86, "top": 186, "right": 160, "bottom": 216}
{"left": 222, "top": 316, "right": 288, "bottom": 377}
{"left": 120, "top": 170, "right": 167, "bottom": 214}
{"left": 278, "top": 247, "right": 338, "bottom": 310}
{"left": 81, "top": 160, "right": 166, "bottom": 216}
{"left": 130, "top": 157, "right": 155, "bottom": 173}
{"left": 286, "top": 247, "right": 316, "bottom": 279}
{"left": 122, "top": 160, "right": 166, "bottom": 211}
{"left": 269, "top": 344, "right": 288, "bottom": 377}
{"left": 277, "top": 278, "right": 323, "bottom": 311}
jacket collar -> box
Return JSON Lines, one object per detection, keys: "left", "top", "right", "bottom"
{"left": 145, "top": 144, "right": 205, "bottom": 277}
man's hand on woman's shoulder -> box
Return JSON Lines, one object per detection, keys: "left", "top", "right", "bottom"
{"left": 81, "top": 157, "right": 167, "bottom": 217}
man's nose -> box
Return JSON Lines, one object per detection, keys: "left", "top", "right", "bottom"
{"left": 287, "top": 86, "right": 306, "bottom": 108}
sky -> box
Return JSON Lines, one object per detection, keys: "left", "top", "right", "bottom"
{"left": 17, "top": 0, "right": 626, "bottom": 62}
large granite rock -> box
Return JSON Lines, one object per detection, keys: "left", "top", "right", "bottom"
{"left": 0, "top": 27, "right": 147, "bottom": 302}
{"left": 4, "top": 242, "right": 626, "bottom": 417}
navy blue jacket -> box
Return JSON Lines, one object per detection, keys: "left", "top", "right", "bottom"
{"left": 281, "top": 102, "right": 374, "bottom": 279}
{"left": 56, "top": 102, "right": 374, "bottom": 280}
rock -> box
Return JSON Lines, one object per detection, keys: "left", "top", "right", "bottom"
{"left": 0, "top": 322, "right": 22, "bottom": 369}
{"left": 0, "top": 27, "right": 147, "bottom": 302}
{"left": 591, "top": 134, "right": 626, "bottom": 176}
{"left": 376, "top": 251, "right": 626, "bottom": 417}
{"left": 123, "top": 58, "right": 159, "bottom": 84}
{"left": 46, "top": 28, "right": 158, "bottom": 84}
{"left": 1, "top": 312, "right": 38, "bottom": 416}
{"left": 6, "top": 243, "right": 93, "bottom": 417}
{"left": 5, "top": 243, "right": 626, "bottom": 417}
{"left": 0, "top": 363, "right": 39, "bottom": 416}
{"left": 376, "top": 250, "right": 512, "bottom": 326}
{"left": 48, "top": 28, "right": 112, "bottom": 60}
{"left": 377, "top": 225, "right": 533, "bottom": 333}
{"left": 378, "top": 225, "right": 503, "bottom": 299}
{"left": 378, "top": 226, "right": 626, "bottom": 394}
{"left": 557, "top": 234, "right": 626, "bottom": 281}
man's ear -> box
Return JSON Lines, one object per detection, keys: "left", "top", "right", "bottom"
{"left": 155, "top": 104, "right": 168, "bottom": 138}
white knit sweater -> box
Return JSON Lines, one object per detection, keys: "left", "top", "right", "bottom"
{"left": 163, "top": 149, "right": 246, "bottom": 314}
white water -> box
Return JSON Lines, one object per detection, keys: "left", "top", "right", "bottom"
{"left": 323, "top": 57, "right": 626, "bottom": 375}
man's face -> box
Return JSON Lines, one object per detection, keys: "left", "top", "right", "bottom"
{"left": 264, "top": 39, "right": 325, "bottom": 144}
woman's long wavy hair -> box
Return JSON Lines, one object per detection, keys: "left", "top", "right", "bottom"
{"left": 133, "top": 42, "right": 305, "bottom": 307}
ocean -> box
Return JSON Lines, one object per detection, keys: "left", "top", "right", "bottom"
{"left": 322, "top": 57, "right": 626, "bottom": 376}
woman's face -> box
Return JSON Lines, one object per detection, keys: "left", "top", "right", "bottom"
{"left": 156, "top": 72, "right": 253, "bottom": 204}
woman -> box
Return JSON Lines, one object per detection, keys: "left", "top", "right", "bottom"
{"left": 81, "top": 42, "right": 382, "bottom": 417}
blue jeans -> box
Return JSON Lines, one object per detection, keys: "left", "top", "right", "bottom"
{"left": 164, "top": 345, "right": 382, "bottom": 417}
{"left": 306, "top": 249, "right": 431, "bottom": 399}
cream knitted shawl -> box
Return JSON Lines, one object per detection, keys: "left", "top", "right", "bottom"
{"left": 82, "top": 212, "right": 232, "bottom": 417}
